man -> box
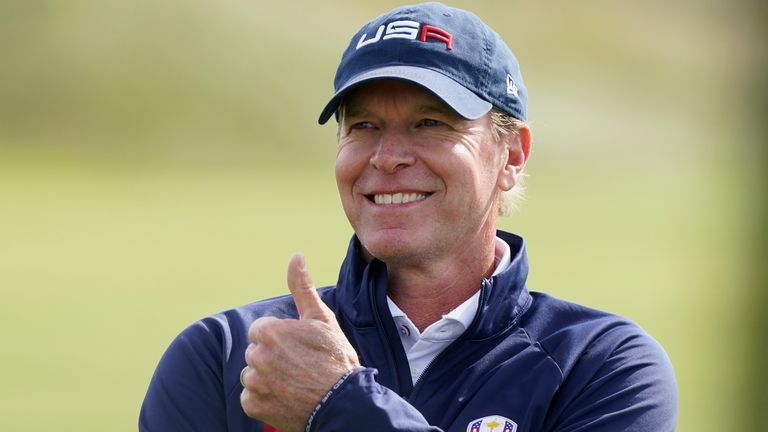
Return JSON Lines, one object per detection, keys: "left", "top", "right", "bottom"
{"left": 140, "top": 3, "right": 677, "bottom": 431}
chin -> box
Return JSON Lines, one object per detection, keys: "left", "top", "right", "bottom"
{"left": 359, "top": 233, "right": 427, "bottom": 265}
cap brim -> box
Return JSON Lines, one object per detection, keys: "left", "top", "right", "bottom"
{"left": 317, "top": 66, "right": 492, "bottom": 124}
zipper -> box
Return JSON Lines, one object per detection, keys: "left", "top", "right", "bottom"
{"left": 407, "top": 279, "right": 489, "bottom": 401}
{"left": 369, "top": 277, "right": 402, "bottom": 394}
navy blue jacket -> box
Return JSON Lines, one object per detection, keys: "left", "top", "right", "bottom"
{"left": 140, "top": 231, "right": 677, "bottom": 431}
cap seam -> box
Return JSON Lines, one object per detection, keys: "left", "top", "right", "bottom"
{"left": 480, "top": 26, "right": 493, "bottom": 98}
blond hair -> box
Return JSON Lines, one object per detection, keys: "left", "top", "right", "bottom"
{"left": 489, "top": 108, "right": 528, "bottom": 216}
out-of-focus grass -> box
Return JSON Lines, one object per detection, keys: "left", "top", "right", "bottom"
{"left": 0, "top": 158, "right": 350, "bottom": 430}
{"left": 0, "top": 0, "right": 765, "bottom": 431}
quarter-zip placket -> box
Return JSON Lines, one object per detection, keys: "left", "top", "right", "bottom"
{"left": 369, "top": 278, "right": 403, "bottom": 394}
{"left": 407, "top": 279, "right": 489, "bottom": 402}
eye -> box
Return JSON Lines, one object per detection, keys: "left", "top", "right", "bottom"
{"left": 419, "top": 118, "right": 443, "bottom": 127}
{"left": 351, "top": 121, "right": 374, "bottom": 130}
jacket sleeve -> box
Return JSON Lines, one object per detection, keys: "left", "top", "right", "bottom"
{"left": 139, "top": 320, "right": 229, "bottom": 432}
{"left": 545, "top": 325, "right": 678, "bottom": 432}
{"left": 308, "top": 368, "right": 443, "bottom": 432}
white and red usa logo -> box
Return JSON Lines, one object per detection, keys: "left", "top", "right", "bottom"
{"left": 467, "top": 416, "right": 518, "bottom": 432}
{"left": 356, "top": 20, "right": 453, "bottom": 50}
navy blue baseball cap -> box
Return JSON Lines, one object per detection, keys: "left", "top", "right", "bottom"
{"left": 318, "top": 2, "right": 527, "bottom": 124}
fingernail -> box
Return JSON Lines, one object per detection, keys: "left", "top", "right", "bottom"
{"left": 294, "top": 253, "right": 306, "bottom": 271}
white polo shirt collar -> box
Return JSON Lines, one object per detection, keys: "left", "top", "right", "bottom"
{"left": 387, "top": 237, "right": 512, "bottom": 383}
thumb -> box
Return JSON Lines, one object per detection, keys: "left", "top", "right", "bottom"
{"left": 287, "top": 253, "right": 330, "bottom": 321}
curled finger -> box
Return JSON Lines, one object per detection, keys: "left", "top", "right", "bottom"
{"left": 247, "top": 316, "right": 280, "bottom": 344}
{"left": 244, "top": 342, "right": 258, "bottom": 367}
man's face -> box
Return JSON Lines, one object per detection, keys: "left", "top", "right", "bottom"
{"left": 335, "top": 80, "right": 520, "bottom": 266}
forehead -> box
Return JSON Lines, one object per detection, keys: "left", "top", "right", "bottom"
{"left": 342, "top": 80, "right": 459, "bottom": 117}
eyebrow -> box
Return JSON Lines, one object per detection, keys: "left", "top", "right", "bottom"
{"left": 340, "top": 102, "right": 369, "bottom": 119}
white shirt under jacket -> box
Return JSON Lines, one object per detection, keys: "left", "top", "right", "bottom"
{"left": 386, "top": 237, "right": 512, "bottom": 384}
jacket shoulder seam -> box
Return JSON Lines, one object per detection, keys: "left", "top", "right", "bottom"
{"left": 519, "top": 325, "right": 565, "bottom": 381}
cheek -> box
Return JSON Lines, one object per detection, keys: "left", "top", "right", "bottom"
{"left": 335, "top": 144, "right": 372, "bottom": 209}
{"left": 334, "top": 148, "right": 370, "bottom": 231}
{"left": 440, "top": 143, "right": 488, "bottom": 184}
{"left": 443, "top": 142, "right": 504, "bottom": 198}
{"left": 334, "top": 147, "right": 359, "bottom": 192}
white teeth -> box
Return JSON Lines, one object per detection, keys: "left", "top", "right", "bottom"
{"left": 407, "top": 193, "right": 421, "bottom": 203}
{"left": 373, "top": 192, "right": 427, "bottom": 205}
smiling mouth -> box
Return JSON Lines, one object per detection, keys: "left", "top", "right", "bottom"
{"left": 366, "top": 192, "right": 430, "bottom": 205}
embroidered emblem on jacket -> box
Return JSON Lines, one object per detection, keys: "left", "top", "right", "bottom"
{"left": 467, "top": 416, "right": 518, "bottom": 432}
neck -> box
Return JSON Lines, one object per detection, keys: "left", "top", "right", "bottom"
{"left": 386, "top": 229, "right": 497, "bottom": 332}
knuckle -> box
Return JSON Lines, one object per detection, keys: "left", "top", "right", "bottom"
{"left": 248, "top": 317, "right": 280, "bottom": 344}
{"left": 240, "top": 389, "right": 263, "bottom": 418}
{"left": 243, "top": 369, "right": 272, "bottom": 400}
{"left": 241, "top": 367, "right": 253, "bottom": 387}
{"left": 244, "top": 343, "right": 259, "bottom": 363}
{"left": 299, "top": 278, "right": 314, "bottom": 291}
{"left": 244, "top": 344, "right": 270, "bottom": 370}
{"left": 241, "top": 368, "right": 271, "bottom": 397}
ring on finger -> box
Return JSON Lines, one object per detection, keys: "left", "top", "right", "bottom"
{"left": 240, "top": 366, "right": 248, "bottom": 387}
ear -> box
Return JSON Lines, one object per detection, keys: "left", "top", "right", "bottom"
{"left": 497, "top": 125, "right": 532, "bottom": 191}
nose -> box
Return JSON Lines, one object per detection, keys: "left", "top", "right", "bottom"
{"left": 369, "top": 130, "right": 416, "bottom": 173}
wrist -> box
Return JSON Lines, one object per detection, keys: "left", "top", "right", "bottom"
{"left": 305, "top": 367, "right": 366, "bottom": 432}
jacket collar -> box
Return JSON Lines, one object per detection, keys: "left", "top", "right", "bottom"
{"left": 333, "top": 230, "right": 532, "bottom": 340}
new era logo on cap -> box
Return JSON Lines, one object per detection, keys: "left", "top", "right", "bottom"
{"left": 506, "top": 74, "right": 519, "bottom": 97}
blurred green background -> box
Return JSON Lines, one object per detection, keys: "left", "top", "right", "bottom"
{"left": 0, "top": 0, "right": 765, "bottom": 430}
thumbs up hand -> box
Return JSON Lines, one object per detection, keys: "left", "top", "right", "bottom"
{"left": 240, "top": 254, "right": 361, "bottom": 432}
{"left": 286, "top": 253, "right": 336, "bottom": 321}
